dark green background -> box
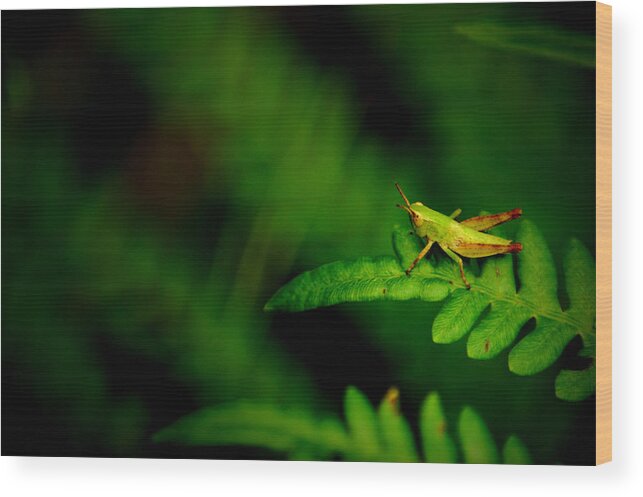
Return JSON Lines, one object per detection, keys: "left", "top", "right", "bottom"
{"left": 2, "top": 2, "right": 595, "bottom": 464}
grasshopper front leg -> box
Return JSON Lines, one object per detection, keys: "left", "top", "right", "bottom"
{"left": 439, "top": 243, "right": 471, "bottom": 289}
{"left": 405, "top": 238, "right": 435, "bottom": 275}
{"left": 449, "top": 208, "right": 462, "bottom": 219}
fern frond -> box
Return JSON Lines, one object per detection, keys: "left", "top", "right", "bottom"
{"left": 265, "top": 220, "right": 596, "bottom": 401}
{"left": 154, "top": 386, "right": 531, "bottom": 464}
{"left": 153, "top": 401, "right": 350, "bottom": 459}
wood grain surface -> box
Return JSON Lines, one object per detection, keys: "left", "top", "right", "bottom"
{"left": 596, "top": 1, "right": 612, "bottom": 465}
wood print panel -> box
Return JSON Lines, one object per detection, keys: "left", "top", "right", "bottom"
{"left": 2, "top": 2, "right": 609, "bottom": 465}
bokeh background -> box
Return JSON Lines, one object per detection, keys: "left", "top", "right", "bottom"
{"left": 2, "top": 3, "right": 595, "bottom": 464}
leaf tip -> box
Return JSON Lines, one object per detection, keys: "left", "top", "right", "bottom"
{"left": 426, "top": 391, "right": 441, "bottom": 407}
{"left": 344, "top": 385, "right": 361, "bottom": 404}
{"left": 459, "top": 405, "right": 476, "bottom": 422}
{"left": 507, "top": 352, "right": 531, "bottom": 376}
{"left": 502, "top": 435, "right": 532, "bottom": 465}
{"left": 432, "top": 333, "right": 451, "bottom": 345}
{"left": 555, "top": 366, "right": 596, "bottom": 401}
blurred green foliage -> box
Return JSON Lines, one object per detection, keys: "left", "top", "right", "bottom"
{"left": 155, "top": 386, "right": 531, "bottom": 464}
{"left": 2, "top": 3, "right": 595, "bottom": 463}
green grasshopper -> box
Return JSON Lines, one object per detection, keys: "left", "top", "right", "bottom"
{"left": 395, "top": 183, "right": 523, "bottom": 289}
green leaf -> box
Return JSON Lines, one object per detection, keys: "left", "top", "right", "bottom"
{"left": 507, "top": 235, "right": 596, "bottom": 397}
{"left": 419, "top": 392, "right": 458, "bottom": 463}
{"left": 266, "top": 221, "right": 596, "bottom": 401}
{"left": 344, "top": 386, "right": 383, "bottom": 461}
{"left": 155, "top": 386, "right": 532, "bottom": 464}
{"left": 264, "top": 256, "right": 450, "bottom": 312}
{"left": 153, "top": 401, "right": 349, "bottom": 459}
{"left": 508, "top": 319, "right": 576, "bottom": 374}
{"left": 433, "top": 290, "right": 488, "bottom": 344}
{"left": 502, "top": 435, "right": 532, "bottom": 465}
{"left": 555, "top": 363, "right": 596, "bottom": 402}
{"left": 458, "top": 406, "right": 500, "bottom": 464}
{"left": 565, "top": 239, "right": 597, "bottom": 328}
{"left": 377, "top": 389, "right": 419, "bottom": 462}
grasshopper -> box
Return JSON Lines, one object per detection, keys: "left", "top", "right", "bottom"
{"left": 395, "top": 183, "right": 522, "bottom": 289}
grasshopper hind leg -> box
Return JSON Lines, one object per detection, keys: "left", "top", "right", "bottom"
{"left": 460, "top": 208, "right": 522, "bottom": 232}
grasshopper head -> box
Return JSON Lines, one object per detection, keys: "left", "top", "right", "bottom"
{"left": 395, "top": 183, "right": 425, "bottom": 228}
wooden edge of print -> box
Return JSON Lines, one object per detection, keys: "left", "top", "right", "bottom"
{"left": 595, "top": 1, "right": 612, "bottom": 466}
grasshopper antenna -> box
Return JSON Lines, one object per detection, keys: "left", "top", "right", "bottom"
{"left": 396, "top": 203, "right": 413, "bottom": 215}
{"left": 395, "top": 183, "right": 412, "bottom": 208}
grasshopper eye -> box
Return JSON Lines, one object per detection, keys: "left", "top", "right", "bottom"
{"left": 412, "top": 213, "right": 424, "bottom": 227}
